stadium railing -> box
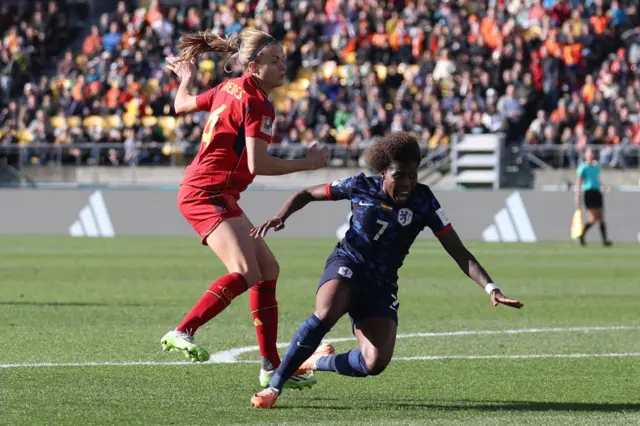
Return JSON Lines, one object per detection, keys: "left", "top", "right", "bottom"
{"left": 0, "top": 142, "right": 434, "bottom": 170}
{"left": 521, "top": 144, "right": 640, "bottom": 170}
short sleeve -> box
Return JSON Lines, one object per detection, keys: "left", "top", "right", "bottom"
{"left": 424, "top": 195, "right": 453, "bottom": 237}
{"left": 245, "top": 99, "right": 275, "bottom": 143}
{"left": 325, "top": 176, "right": 356, "bottom": 201}
{"left": 196, "top": 87, "right": 218, "bottom": 112}
{"left": 576, "top": 163, "right": 585, "bottom": 177}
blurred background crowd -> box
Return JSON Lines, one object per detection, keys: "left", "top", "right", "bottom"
{"left": 0, "top": 0, "right": 639, "bottom": 167}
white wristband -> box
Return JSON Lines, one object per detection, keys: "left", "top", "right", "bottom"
{"left": 484, "top": 283, "right": 500, "bottom": 295}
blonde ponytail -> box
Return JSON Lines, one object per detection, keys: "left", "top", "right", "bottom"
{"left": 176, "top": 28, "right": 277, "bottom": 73}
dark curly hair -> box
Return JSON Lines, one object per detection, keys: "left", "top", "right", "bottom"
{"left": 364, "top": 132, "right": 421, "bottom": 172}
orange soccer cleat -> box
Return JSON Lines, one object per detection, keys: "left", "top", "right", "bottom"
{"left": 251, "top": 387, "right": 280, "bottom": 409}
{"left": 294, "top": 343, "right": 335, "bottom": 375}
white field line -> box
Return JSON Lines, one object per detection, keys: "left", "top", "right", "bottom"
{"left": 1, "top": 325, "right": 638, "bottom": 369}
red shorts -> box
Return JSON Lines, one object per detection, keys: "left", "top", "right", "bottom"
{"left": 178, "top": 184, "right": 244, "bottom": 245}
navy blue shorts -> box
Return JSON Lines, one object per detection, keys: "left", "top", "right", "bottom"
{"left": 318, "top": 250, "right": 399, "bottom": 327}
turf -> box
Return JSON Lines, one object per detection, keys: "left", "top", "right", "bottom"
{"left": 1, "top": 236, "right": 640, "bottom": 425}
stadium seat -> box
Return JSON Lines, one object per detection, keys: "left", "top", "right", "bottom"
{"left": 83, "top": 116, "right": 106, "bottom": 130}
{"left": 142, "top": 116, "right": 158, "bottom": 127}
{"left": 123, "top": 114, "right": 137, "bottom": 128}
{"left": 374, "top": 65, "right": 387, "bottom": 81}
{"left": 106, "top": 115, "right": 123, "bottom": 130}
{"left": 336, "top": 129, "right": 354, "bottom": 145}
{"left": 158, "top": 116, "right": 177, "bottom": 137}
{"left": 49, "top": 116, "right": 67, "bottom": 129}
{"left": 144, "top": 78, "right": 160, "bottom": 97}
{"left": 17, "top": 129, "right": 34, "bottom": 145}
{"left": 67, "top": 116, "right": 82, "bottom": 128}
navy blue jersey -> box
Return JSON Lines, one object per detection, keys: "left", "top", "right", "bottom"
{"left": 325, "top": 173, "right": 453, "bottom": 285}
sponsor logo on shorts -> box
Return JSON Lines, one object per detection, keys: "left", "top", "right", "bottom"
{"left": 338, "top": 266, "right": 353, "bottom": 278}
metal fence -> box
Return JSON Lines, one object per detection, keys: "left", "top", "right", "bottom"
{"left": 519, "top": 144, "right": 640, "bottom": 170}
{"left": 0, "top": 142, "right": 434, "bottom": 171}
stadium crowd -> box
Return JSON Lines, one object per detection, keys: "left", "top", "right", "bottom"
{"left": 0, "top": 0, "right": 639, "bottom": 167}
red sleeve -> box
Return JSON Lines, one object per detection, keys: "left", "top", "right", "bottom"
{"left": 195, "top": 87, "right": 217, "bottom": 112}
{"left": 434, "top": 225, "right": 453, "bottom": 237}
{"left": 245, "top": 98, "right": 275, "bottom": 143}
{"left": 324, "top": 183, "right": 333, "bottom": 200}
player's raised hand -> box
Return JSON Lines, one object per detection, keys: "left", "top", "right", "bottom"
{"left": 166, "top": 55, "right": 196, "bottom": 81}
{"left": 250, "top": 217, "right": 286, "bottom": 239}
{"left": 490, "top": 290, "right": 524, "bottom": 309}
{"left": 304, "top": 142, "right": 328, "bottom": 170}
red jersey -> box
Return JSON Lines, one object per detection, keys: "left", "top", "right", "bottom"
{"left": 181, "top": 74, "right": 276, "bottom": 193}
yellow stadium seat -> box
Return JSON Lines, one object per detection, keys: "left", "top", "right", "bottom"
{"left": 144, "top": 78, "right": 160, "bottom": 96}
{"left": 83, "top": 115, "right": 106, "bottom": 129}
{"left": 344, "top": 52, "right": 357, "bottom": 65}
{"left": 106, "top": 115, "right": 122, "bottom": 130}
{"left": 199, "top": 59, "right": 215, "bottom": 73}
{"left": 336, "top": 129, "right": 353, "bottom": 145}
{"left": 296, "top": 68, "right": 313, "bottom": 81}
{"left": 375, "top": 65, "right": 387, "bottom": 81}
{"left": 158, "top": 116, "right": 176, "bottom": 135}
{"left": 322, "top": 61, "right": 338, "bottom": 79}
{"left": 123, "top": 114, "right": 137, "bottom": 128}
{"left": 67, "top": 116, "right": 82, "bottom": 128}
{"left": 49, "top": 115, "right": 67, "bottom": 129}
{"left": 18, "top": 129, "right": 33, "bottom": 145}
{"left": 337, "top": 65, "right": 349, "bottom": 80}
{"left": 141, "top": 116, "right": 158, "bottom": 127}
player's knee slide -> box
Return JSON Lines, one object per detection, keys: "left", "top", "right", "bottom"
{"left": 209, "top": 272, "right": 248, "bottom": 305}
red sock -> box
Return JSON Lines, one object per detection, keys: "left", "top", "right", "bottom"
{"left": 250, "top": 279, "right": 280, "bottom": 368}
{"left": 177, "top": 272, "right": 248, "bottom": 336}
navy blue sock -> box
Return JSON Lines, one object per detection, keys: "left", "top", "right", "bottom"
{"left": 315, "top": 349, "right": 370, "bottom": 377}
{"left": 269, "top": 314, "right": 331, "bottom": 391}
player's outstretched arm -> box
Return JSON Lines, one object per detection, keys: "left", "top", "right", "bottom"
{"left": 250, "top": 184, "right": 331, "bottom": 238}
{"left": 247, "top": 139, "right": 327, "bottom": 176}
{"left": 437, "top": 229, "right": 524, "bottom": 309}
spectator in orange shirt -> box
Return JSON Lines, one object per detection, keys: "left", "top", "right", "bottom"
{"left": 82, "top": 26, "right": 102, "bottom": 57}
{"left": 582, "top": 75, "right": 597, "bottom": 103}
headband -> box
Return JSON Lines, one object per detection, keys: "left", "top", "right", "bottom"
{"left": 247, "top": 36, "right": 277, "bottom": 62}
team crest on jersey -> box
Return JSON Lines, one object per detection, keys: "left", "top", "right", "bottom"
{"left": 260, "top": 116, "right": 273, "bottom": 136}
{"left": 397, "top": 208, "right": 413, "bottom": 227}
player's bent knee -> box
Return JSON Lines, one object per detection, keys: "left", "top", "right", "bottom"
{"left": 260, "top": 259, "right": 279, "bottom": 282}
{"left": 229, "top": 263, "right": 261, "bottom": 288}
{"left": 363, "top": 354, "right": 390, "bottom": 376}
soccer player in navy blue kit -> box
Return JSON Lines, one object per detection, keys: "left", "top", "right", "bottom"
{"left": 250, "top": 132, "right": 524, "bottom": 408}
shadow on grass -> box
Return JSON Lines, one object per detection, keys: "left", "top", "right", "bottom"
{"left": 0, "top": 301, "right": 144, "bottom": 307}
{"left": 288, "top": 398, "right": 640, "bottom": 413}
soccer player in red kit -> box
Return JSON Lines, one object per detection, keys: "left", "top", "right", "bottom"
{"left": 160, "top": 28, "right": 329, "bottom": 390}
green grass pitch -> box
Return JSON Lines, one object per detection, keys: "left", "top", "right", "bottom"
{"left": 1, "top": 236, "right": 640, "bottom": 425}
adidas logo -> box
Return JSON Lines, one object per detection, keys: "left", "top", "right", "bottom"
{"left": 482, "top": 192, "right": 536, "bottom": 243}
{"left": 69, "top": 191, "right": 115, "bottom": 238}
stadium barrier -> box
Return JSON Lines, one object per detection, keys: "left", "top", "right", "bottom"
{"left": 1, "top": 188, "right": 639, "bottom": 243}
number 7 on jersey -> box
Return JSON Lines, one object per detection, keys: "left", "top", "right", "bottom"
{"left": 201, "top": 105, "right": 227, "bottom": 147}
{"left": 374, "top": 219, "right": 388, "bottom": 241}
